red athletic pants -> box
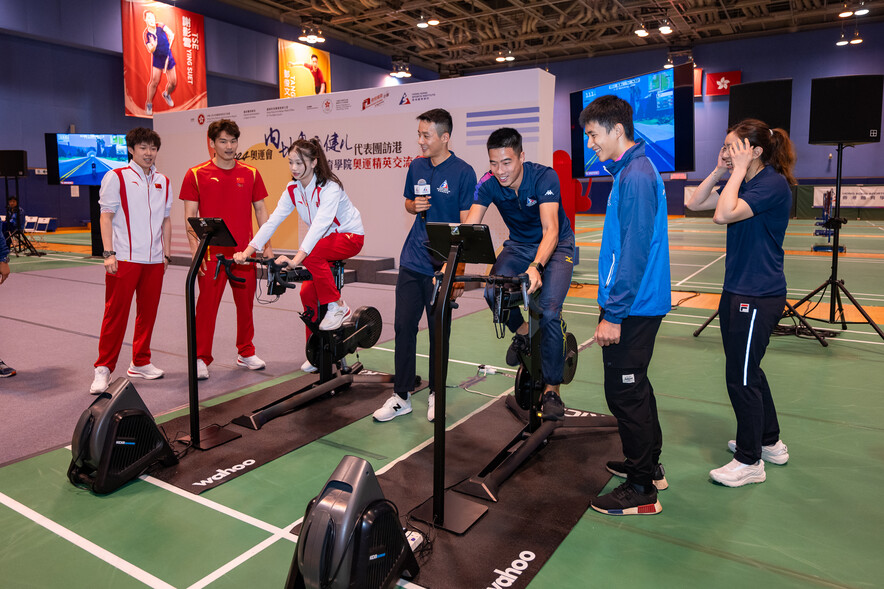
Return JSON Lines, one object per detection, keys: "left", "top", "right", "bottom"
{"left": 300, "top": 232, "right": 363, "bottom": 338}
{"left": 196, "top": 246, "right": 257, "bottom": 365}
{"left": 95, "top": 261, "right": 164, "bottom": 371}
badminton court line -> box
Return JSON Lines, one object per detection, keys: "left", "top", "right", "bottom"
{"left": 0, "top": 491, "right": 176, "bottom": 589}
{"left": 676, "top": 253, "right": 725, "bottom": 287}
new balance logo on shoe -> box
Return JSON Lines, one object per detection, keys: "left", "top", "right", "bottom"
{"left": 192, "top": 459, "right": 256, "bottom": 487}
{"left": 485, "top": 551, "right": 535, "bottom": 589}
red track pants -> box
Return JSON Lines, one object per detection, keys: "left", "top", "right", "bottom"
{"left": 95, "top": 261, "right": 164, "bottom": 371}
{"left": 300, "top": 232, "right": 363, "bottom": 338}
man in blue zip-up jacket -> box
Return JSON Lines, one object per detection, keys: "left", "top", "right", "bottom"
{"left": 581, "top": 95, "right": 670, "bottom": 516}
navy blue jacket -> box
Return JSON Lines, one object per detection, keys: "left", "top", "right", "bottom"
{"left": 597, "top": 141, "right": 671, "bottom": 323}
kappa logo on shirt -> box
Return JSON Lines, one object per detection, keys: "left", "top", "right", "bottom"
{"left": 545, "top": 190, "right": 554, "bottom": 196}
{"left": 526, "top": 197, "right": 537, "bottom": 207}
{"left": 437, "top": 180, "right": 450, "bottom": 194}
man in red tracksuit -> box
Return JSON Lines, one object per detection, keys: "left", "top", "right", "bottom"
{"left": 180, "top": 119, "right": 271, "bottom": 380}
{"left": 90, "top": 127, "right": 173, "bottom": 394}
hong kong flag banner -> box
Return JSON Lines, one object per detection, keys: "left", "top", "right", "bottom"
{"left": 706, "top": 71, "right": 742, "bottom": 96}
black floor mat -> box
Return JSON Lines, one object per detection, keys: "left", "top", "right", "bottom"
{"left": 151, "top": 372, "right": 421, "bottom": 494}
{"left": 375, "top": 396, "right": 622, "bottom": 589}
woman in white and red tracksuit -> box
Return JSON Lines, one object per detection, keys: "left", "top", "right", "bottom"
{"left": 235, "top": 138, "right": 363, "bottom": 370}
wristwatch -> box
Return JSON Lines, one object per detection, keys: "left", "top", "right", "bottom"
{"left": 102, "top": 250, "right": 116, "bottom": 259}
{"left": 528, "top": 261, "right": 544, "bottom": 273}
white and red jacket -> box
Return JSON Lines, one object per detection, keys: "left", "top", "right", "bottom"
{"left": 250, "top": 176, "right": 363, "bottom": 254}
{"left": 98, "top": 161, "right": 173, "bottom": 263}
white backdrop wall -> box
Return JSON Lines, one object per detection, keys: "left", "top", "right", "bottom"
{"left": 153, "top": 69, "right": 555, "bottom": 263}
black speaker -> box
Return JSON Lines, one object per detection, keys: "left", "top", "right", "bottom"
{"left": 728, "top": 79, "right": 793, "bottom": 134}
{"left": 0, "top": 150, "right": 27, "bottom": 177}
{"left": 809, "top": 75, "right": 883, "bottom": 145}
{"left": 286, "top": 456, "right": 419, "bottom": 589}
{"left": 68, "top": 378, "right": 177, "bottom": 494}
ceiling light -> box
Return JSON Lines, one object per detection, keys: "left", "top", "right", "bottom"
{"left": 390, "top": 59, "right": 412, "bottom": 78}
{"left": 505, "top": 50, "right": 515, "bottom": 62}
{"left": 836, "top": 31, "right": 849, "bottom": 46}
{"left": 663, "top": 54, "right": 674, "bottom": 69}
{"left": 427, "top": 17, "right": 440, "bottom": 26}
{"left": 298, "top": 26, "right": 324, "bottom": 44}
{"left": 417, "top": 16, "right": 429, "bottom": 29}
{"left": 855, "top": 2, "right": 869, "bottom": 15}
{"left": 635, "top": 24, "right": 649, "bottom": 37}
{"left": 659, "top": 20, "right": 673, "bottom": 35}
{"left": 839, "top": 3, "right": 854, "bottom": 17}
{"left": 495, "top": 51, "right": 506, "bottom": 63}
{"left": 850, "top": 29, "right": 863, "bottom": 44}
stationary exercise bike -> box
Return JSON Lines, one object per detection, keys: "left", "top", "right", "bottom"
{"left": 412, "top": 223, "right": 616, "bottom": 533}
{"left": 449, "top": 271, "right": 591, "bottom": 502}
{"left": 214, "top": 254, "right": 390, "bottom": 430}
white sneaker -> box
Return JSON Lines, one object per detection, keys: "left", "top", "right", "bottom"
{"left": 145, "top": 102, "right": 152, "bottom": 116}
{"left": 162, "top": 91, "right": 174, "bottom": 107}
{"left": 427, "top": 392, "right": 435, "bottom": 422}
{"left": 710, "top": 459, "right": 766, "bottom": 487}
{"left": 319, "top": 301, "right": 351, "bottom": 331}
{"left": 237, "top": 354, "right": 266, "bottom": 370}
{"left": 127, "top": 363, "right": 164, "bottom": 380}
{"left": 301, "top": 360, "right": 318, "bottom": 373}
{"left": 196, "top": 359, "right": 209, "bottom": 380}
{"left": 90, "top": 366, "right": 111, "bottom": 394}
{"left": 728, "top": 439, "right": 789, "bottom": 465}
{"left": 373, "top": 393, "right": 412, "bottom": 422}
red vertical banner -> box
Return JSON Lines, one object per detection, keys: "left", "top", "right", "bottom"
{"left": 122, "top": 0, "right": 207, "bottom": 118}
{"left": 693, "top": 67, "right": 703, "bottom": 97}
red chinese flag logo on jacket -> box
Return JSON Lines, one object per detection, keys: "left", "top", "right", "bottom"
{"left": 705, "top": 71, "right": 742, "bottom": 96}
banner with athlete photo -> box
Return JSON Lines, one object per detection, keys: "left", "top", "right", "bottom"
{"left": 121, "top": 0, "right": 207, "bottom": 118}
{"left": 278, "top": 39, "right": 331, "bottom": 98}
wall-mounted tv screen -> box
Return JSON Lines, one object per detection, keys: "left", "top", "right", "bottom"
{"left": 570, "top": 63, "right": 695, "bottom": 178}
{"left": 45, "top": 133, "right": 128, "bottom": 186}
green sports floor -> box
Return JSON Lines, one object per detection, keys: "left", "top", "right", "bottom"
{"left": 2, "top": 217, "right": 883, "bottom": 588}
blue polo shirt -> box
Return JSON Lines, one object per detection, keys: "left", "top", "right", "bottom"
{"left": 723, "top": 165, "right": 792, "bottom": 297}
{"left": 473, "top": 161, "right": 573, "bottom": 245}
{"left": 399, "top": 152, "right": 477, "bottom": 276}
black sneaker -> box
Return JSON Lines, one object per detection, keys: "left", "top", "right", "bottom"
{"left": 0, "top": 361, "right": 15, "bottom": 378}
{"left": 539, "top": 390, "right": 565, "bottom": 421}
{"left": 591, "top": 481, "right": 661, "bottom": 515}
{"left": 606, "top": 461, "right": 669, "bottom": 491}
{"left": 505, "top": 333, "right": 529, "bottom": 367}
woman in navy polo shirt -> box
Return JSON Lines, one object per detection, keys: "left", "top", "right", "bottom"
{"left": 686, "top": 118, "right": 796, "bottom": 487}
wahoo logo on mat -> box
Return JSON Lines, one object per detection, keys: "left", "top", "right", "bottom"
{"left": 485, "top": 551, "right": 535, "bottom": 589}
{"left": 192, "top": 459, "right": 256, "bottom": 487}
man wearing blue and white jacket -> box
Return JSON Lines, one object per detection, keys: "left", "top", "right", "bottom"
{"left": 581, "top": 96, "right": 671, "bottom": 517}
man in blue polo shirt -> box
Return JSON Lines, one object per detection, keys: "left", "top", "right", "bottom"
{"left": 374, "top": 108, "right": 477, "bottom": 423}
{"left": 463, "top": 127, "right": 575, "bottom": 421}
{"left": 581, "top": 95, "right": 671, "bottom": 517}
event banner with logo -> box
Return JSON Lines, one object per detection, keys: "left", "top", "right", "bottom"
{"left": 121, "top": 0, "right": 208, "bottom": 118}
{"left": 814, "top": 185, "right": 884, "bottom": 208}
{"left": 278, "top": 40, "right": 331, "bottom": 98}
{"left": 153, "top": 69, "right": 554, "bottom": 260}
